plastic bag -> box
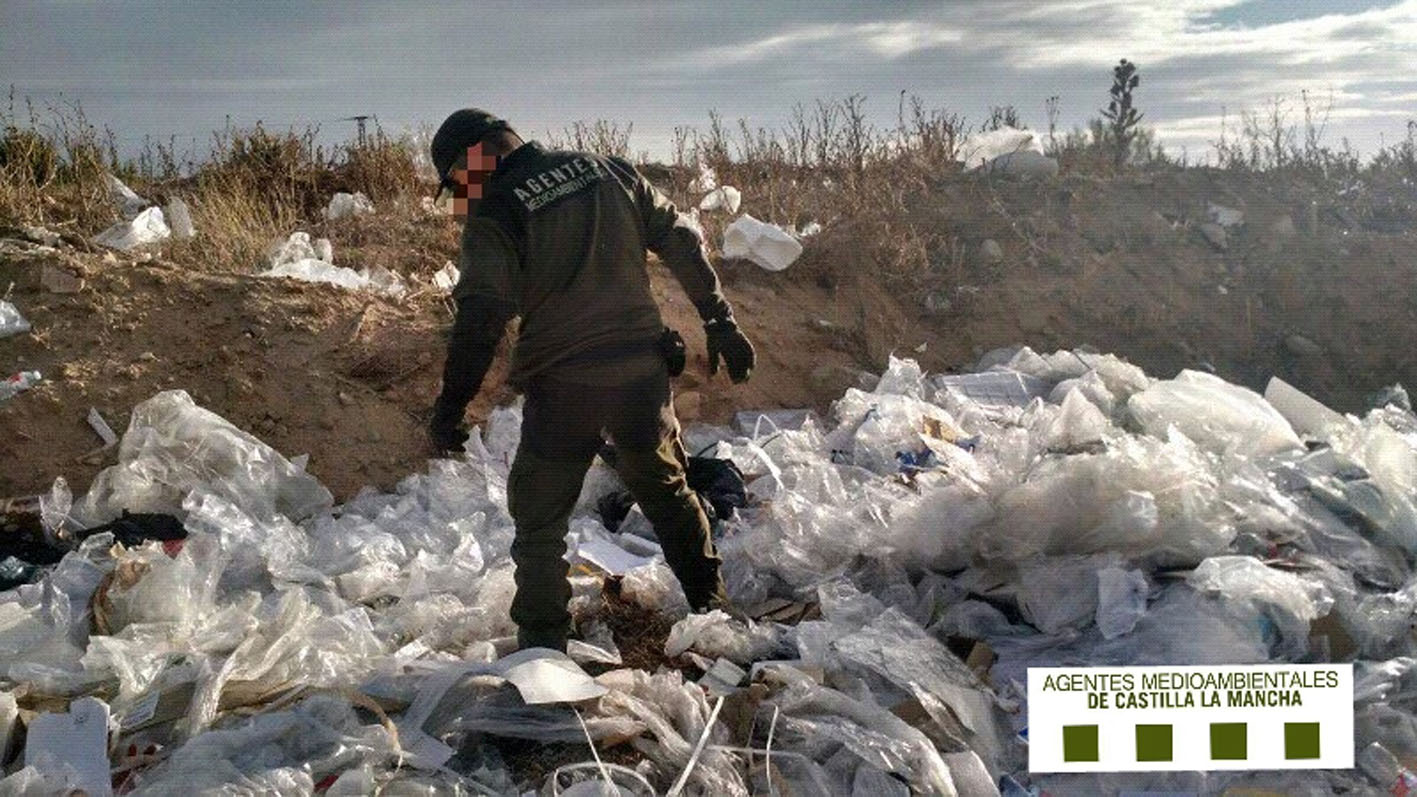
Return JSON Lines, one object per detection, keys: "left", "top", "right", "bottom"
{"left": 984, "top": 150, "right": 1059, "bottom": 179}
{"left": 1188, "top": 556, "right": 1334, "bottom": 658}
{"left": 165, "top": 197, "right": 196, "bottom": 239}
{"left": 1015, "top": 554, "right": 1126, "bottom": 634}
{"left": 0, "top": 300, "right": 32, "bottom": 338}
{"left": 957, "top": 127, "right": 1044, "bottom": 170}
{"left": 687, "top": 164, "right": 717, "bottom": 193}
{"left": 94, "top": 206, "right": 169, "bottom": 250}
{"left": 663, "top": 610, "right": 784, "bottom": 664}
{"left": 722, "top": 214, "right": 803, "bottom": 272}
{"left": 107, "top": 174, "right": 149, "bottom": 219}
{"left": 324, "top": 191, "right": 375, "bottom": 220}
{"left": 262, "top": 258, "right": 406, "bottom": 298}
{"left": 71, "top": 390, "right": 332, "bottom": 527}
{"left": 983, "top": 433, "right": 1230, "bottom": 566}
{"left": 1128, "top": 370, "right": 1303, "bottom": 458}
{"left": 698, "top": 185, "right": 741, "bottom": 214}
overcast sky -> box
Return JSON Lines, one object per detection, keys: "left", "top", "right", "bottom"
{"left": 3, "top": 0, "right": 1414, "bottom": 165}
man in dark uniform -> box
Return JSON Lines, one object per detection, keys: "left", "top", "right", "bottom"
{"left": 427, "top": 108, "right": 756, "bottom": 652}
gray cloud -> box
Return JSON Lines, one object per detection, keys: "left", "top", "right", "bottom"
{"left": 1, "top": 0, "right": 1412, "bottom": 162}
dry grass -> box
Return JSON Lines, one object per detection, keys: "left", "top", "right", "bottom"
{"left": 1, "top": 91, "right": 433, "bottom": 275}
{"left": 3, "top": 83, "right": 1414, "bottom": 296}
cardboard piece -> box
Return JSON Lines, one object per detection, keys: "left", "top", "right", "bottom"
{"left": 24, "top": 696, "right": 113, "bottom": 797}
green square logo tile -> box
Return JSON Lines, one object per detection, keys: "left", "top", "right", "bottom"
{"left": 1135, "top": 724, "right": 1173, "bottom": 762}
{"left": 1210, "top": 722, "right": 1248, "bottom": 760}
{"left": 1063, "top": 725, "right": 1099, "bottom": 762}
{"left": 1285, "top": 722, "right": 1321, "bottom": 760}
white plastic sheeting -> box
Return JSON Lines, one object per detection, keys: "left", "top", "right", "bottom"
{"left": 8, "top": 346, "right": 1417, "bottom": 793}
{"left": 957, "top": 127, "right": 1045, "bottom": 170}
{"left": 165, "top": 197, "right": 196, "bottom": 239}
{"left": 94, "top": 206, "right": 170, "bottom": 250}
{"left": 698, "top": 185, "right": 741, "bottom": 214}
{"left": 107, "top": 175, "right": 149, "bottom": 220}
{"left": 323, "top": 191, "right": 375, "bottom": 221}
{"left": 0, "top": 300, "right": 31, "bottom": 338}
{"left": 722, "top": 214, "right": 803, "bottom": 272}
{"left": 259, "top": 231, "right": 406, "bottom": 297}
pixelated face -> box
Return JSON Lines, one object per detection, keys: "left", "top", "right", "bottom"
{"left": 446, "top": 142, "right": 499, "bottom": 217}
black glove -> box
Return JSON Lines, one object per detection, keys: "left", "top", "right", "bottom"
{"left": 704, "top": 316, "right": 755, "bottom": 383}
{"left": 429, "top": 396, "right": 470, "bottom": 454}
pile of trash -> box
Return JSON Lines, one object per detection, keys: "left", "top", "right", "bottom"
{"left": 6, "top": 346, "right": 1417, "bottom": 793}
{"left": 92, "top": 176, "right": 195, "bottom": 251}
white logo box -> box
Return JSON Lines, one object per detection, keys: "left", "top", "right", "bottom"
{"left": 1027, "top": 664, "right": 1354, "bottom": 773}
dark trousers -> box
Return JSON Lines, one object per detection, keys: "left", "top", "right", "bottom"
{"left": 506, "top": 364, "right": 726, "bottom": 649}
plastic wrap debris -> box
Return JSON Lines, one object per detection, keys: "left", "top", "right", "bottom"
{"left": 107, "top": 174, "right": 149, "bottom": 219}
{"left": 261, "top": 231, "right": 406, "bottom": 297}
{"left": 698, "top": 185, "right": 741, "bottom": 214}
{"left": 94, "top": 205, "right": 170, "bottom": 250}
{"left": 1188, "top": 556, "right": 1333, "bottom": 626}
{"left": 71, "top": 389, "right": 332, "bottom": 526}
{"left": 957, "top": 127, "right": 1045, "bottom": 170}
{"left": 934, "top": 370, "right": 1048, "bottom": 408}
{"left": 664, "top": 610, "right": 785, "bottom": 665}
{"left": 0, "top": 299, "right": 32, "bottom": 338}
{"left": 165, "top": 197, "right": 196, "bottom": 239}
{"left": 1264, "top": 376, "right": 1349, "bottom": 439}
{"left": 0, "top": 370, "right": 42, "bottom": 402}
{"left": 9, "top": 346, "right": 1417, "bottom": 793}
{"left": 1095, "top": 565, "right": 1149, "bottom": 639}
{"left": 1207, "top": 201, "right": 1245, "bottom": 228}
{"left": 87, "top": 407, "right": 119, "bottom": 447}
{"left": 324, "top": 191, "right": 375, "bottom": 220}
{"left": 722, "top": 214, "right": 803, "bottom": 272}
{"left": 1129, "top": 369, "right": 1302, "bottom": 457}
{"left": 432, "top": 260, "right": 460, "bottom": 292}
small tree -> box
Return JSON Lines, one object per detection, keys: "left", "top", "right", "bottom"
{"left": 1101, "top": 59, "right": 1143, "bottom": 169}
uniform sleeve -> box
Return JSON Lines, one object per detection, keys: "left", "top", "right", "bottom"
{"left": 436, "top": 213, "right": 519, "bottom": 415}
{"left": 620, "top": 161, "right": 733, "bottom": 322}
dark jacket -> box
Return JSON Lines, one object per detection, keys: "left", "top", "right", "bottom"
{"left": 442, "top": 142, "right": 731, "bottom": 401}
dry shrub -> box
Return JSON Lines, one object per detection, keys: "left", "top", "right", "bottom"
{"left": 0, "top": 91, "right": 117, "bottom": 229}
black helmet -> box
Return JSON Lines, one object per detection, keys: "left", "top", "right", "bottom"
{"left": 431, "top": 108, "right": 513, "bottom": 188}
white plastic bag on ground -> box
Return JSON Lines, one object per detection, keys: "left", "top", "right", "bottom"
{"left": 107, "top": 174, "right": 148, "bottom": 219}
{"left": 957, "top": 127, "right": 1045, "bottom": 170}
{"left": 0, "top": 300, "right": 32, "bottom": 338}
{"left": 324, "top": 191, "right": 375, "bottom": 220}
{"left": 165, "top": 197, "right": 196, "bottom": 239}
{"left": 698, "top": 185, "right": 741, "bottom": 214}
{"left": 984, "top": 149, "right": 1059, "bottom": 179}
{"left": 1128, "top": 369, "right": 1303, "bottom": 458}
{"left": 94, "top": 206, "right": 170, "bottom": 250}
{"left": 722, "top": 214, "right": 803, "bottom": 271}
{"left": 261, "top": 232, "right": 405, "bottom": 297}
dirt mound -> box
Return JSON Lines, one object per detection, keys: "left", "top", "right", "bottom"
{"left": 3, "top": 167, "right": 1415, "bottom": 502}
